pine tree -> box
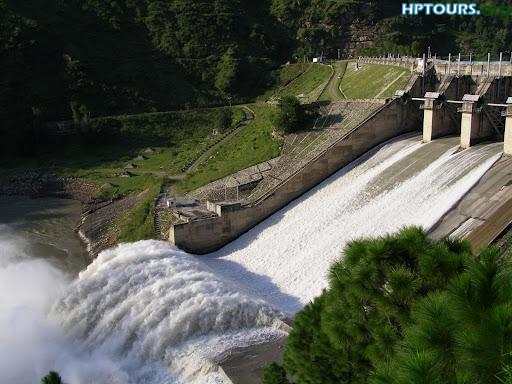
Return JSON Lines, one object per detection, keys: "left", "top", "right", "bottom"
{"left": 263, "top": 363, "right": 290, "bottom": 384}
{"left": 283, "top": 227, "right": 471, "bottom": 384}
{"left": 41, "top": 371, "right": 63, "bottom": 384}
{"left": 373, "top": 247, "right": 512, "bottom": 384}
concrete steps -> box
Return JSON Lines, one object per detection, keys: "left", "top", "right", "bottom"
{"left": 246, "top": 102, "right": 384, "bottom": 202}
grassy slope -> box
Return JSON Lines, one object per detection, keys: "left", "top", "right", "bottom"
{"left": 275, "top": 64, "right": 332, "bottom": 101}
{"left": 117, "top": 183, "right": 162, "bottom": 242}
{"left": 176, "top": 104, "right": 281, "bottom": 193}
{"left": 257, "top": 63, "right": 312, "bottom": 101}
{"left": 319, "top": 61, "right": 348, "bottom": 101}
{"left": 340, "top": 63, "right": 411, "bottom": 99}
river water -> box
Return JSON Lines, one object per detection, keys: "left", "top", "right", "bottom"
{"left": 0, "top": 134, "right": 504, "bottom": 384}
{"left": 0, "top": 197, "right": 89, "bottom": 274}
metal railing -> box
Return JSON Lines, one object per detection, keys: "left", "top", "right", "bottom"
{"left": 357, "top": 54, "right": 512, "bottom": 77}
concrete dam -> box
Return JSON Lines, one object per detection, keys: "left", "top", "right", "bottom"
{"left": 167, "top": 56, "right": 512, "bottom": 255}
{"left": 40, "top": 131, "right": 502, "bottom": 384}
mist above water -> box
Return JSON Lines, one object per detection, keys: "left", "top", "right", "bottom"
{"left": 54, "top": 241, "right": 286, "bottom": 383}
{"left": 0, "top": 229, "right": 133, "bottom": 384}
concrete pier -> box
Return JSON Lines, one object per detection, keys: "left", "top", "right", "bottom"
{"left": 422, "top": 92, "right": 442, "bottom": 142}
{"left": 422, "top": 92, "right": 455, "bottom": 142}
{"left": 460, "top": 95, "right": 482, "bottom": 149}
{"left": 504, "top": 97, "right": 512, "bottom": 155}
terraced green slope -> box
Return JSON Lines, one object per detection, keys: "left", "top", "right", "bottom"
{"left": 339, "top": 63, "right": 411, "bottom": 100}
{"left": 176, "top": 104, "right": 281, "bottom": 193}
{"left": 257, "top": 63, "right": 312, "bottom": 101}
{"left": 273, "top": 64, "right": 332, "bottom": 103}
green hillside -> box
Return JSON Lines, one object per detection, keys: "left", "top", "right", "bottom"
{"left": 274, "top": 64, "right": 333, "bottom": 103}
{"left": 319, "top": 61, "right": 348, "bottom": 101}
{"left": 257, "top": 63, "right": 312, "bottom": 101}
{"left": 176, "top": 104, "right": 281, "bottom": 193}
{"left": 1, "top": 107, "right": 244, "bottom": 196}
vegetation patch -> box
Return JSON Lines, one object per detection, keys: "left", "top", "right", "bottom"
{"left": 2, "top": 107, "right": 244, "bottom": 199}
{"left": 273, "top": 64, "right": 332, "bottom": 102}
{"left": 273, "top": 96, "right": 306, "bottom": 134}
{"left": 257, "top": 63, "right": 312, "bottom": 101}
{"left": 340, "top": 63, "right": 411, "bottom": 99}
{"left": 176, "top": 104, "right": 281, "bottom": 193}
{"left": 319, "top": 61, "right": 348, "bottom": 101}
{"left": 116, "top": 182, "right": 162, "bottom": 243}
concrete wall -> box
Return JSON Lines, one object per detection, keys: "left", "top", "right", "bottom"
{"left": 505, "top": 105, "right": 512, "bottom": 155}
{"left": 460, "top": 77, "right": 511, "bottom": 148}
{"left": 170, "top": 97, "right": 422, "bottom": 254}
{"left": 422, "top": 97, "right": 457, "bottom": 141}
{"left": 460, "top": 103, "right": 481, "bottom": 149}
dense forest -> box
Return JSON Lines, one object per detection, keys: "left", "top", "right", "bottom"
{"left": 2, "top": 0, "right": 512, "bottom": 155}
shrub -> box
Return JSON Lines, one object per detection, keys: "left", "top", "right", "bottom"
{"left": 117, "top": 182, "right": 161, "bottom": 242}
{"left": 83, "top": 117, "right": 122, "bottom": 144}
{"left": 214, "top": 108, "right": 234, "bottom": 134}
{"left": 215, "top": 48, "right": 239, "bottom": 96}
{"left": 273, "top": 95, "right": 305, "bottom": 133}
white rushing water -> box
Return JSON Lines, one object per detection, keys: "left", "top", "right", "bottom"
{"left": 0, "top": 229, "right": 133, "bottom": 384}
{"left": 0, "top": 135, "right": 503, "bottom": 384}
{"left": 205, "top": 135, "right": 502, "bottom": 313}
{"left": 0, "top": 232, "right": 285, "bottom": 384}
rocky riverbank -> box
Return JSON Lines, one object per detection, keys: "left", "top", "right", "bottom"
{"left": 0, "top": 170, "right": 143, "bottom": 258}
{"left": 0, "top": 170, "right": 100, "bottom": 201}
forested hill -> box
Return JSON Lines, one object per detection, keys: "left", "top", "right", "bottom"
{"left": 2, "top": 0, "right": 512, "bottom": 156}
{"left": 1, "top": 1, "right": 284, "bottom": 146}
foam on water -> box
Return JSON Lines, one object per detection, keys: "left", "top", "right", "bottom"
{"left": 0, "top": 135, "right": 503, "bottom": 383}
{"left": 53, "top": 241, "right": 285, "bottom": 383}
{"left": 0, "top": 229, "right": 135, "bottom": 384}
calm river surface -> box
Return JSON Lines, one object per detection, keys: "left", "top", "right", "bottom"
{"left": 0, "top": 197, "right": 89, "bottom": 274}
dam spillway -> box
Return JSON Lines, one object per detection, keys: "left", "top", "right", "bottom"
{"left": 0, "top": 134, "right": 503, "bottom": 384}
{"left": 203, "top": 134, "right": 502, "bottom": 313}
